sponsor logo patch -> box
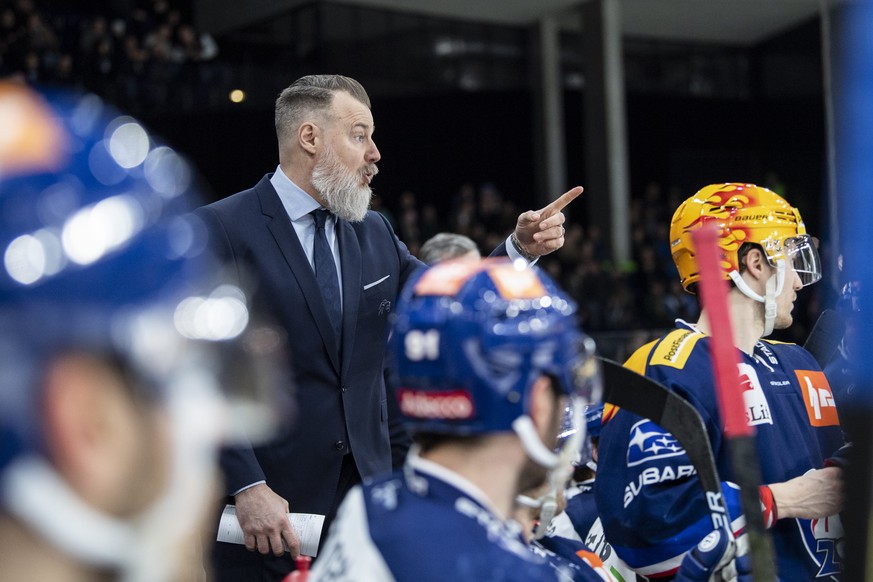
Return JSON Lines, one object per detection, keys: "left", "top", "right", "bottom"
{"left": 798, "top": 511, "right": 844, "bottom": 577}
{"left": 624, "top": 464, "right": 696, "bottom": 508}
{"left": 626, "top": 419, "right": 686, "bottom": 467}
{"left": 738, "top": 363, "right": 773, "bottom": 426}
{"left": 650, "top": 330, "right": 702, "bottom": 369}
{"left": 398, "top": 388, "right": 475, "bottom": 419}
{"left": 795, "top": 370, "right": 840, "bottom": 427}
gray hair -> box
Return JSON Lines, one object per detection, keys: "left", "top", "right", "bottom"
{"left": 275, "top": 74, "right": 371, "bottom": 144}
{"left": 419, "top": 233, "right": 480, "bottom": 264}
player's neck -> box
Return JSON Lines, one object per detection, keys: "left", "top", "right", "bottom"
{"left": 420, "top": 435, "right": 526, "bottom": 520}
{"left": 694, "top": 290, "right": 764, "bottom": 355}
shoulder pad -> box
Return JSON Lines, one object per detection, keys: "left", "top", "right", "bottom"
{"left": 603, "top": 340, "right": 660, "bottom": 423}
{"left": 624, "top": 339, "right": 658, "bottom": 374}
{"left": 648, "top": 328, "right": 705, "bottom": 370}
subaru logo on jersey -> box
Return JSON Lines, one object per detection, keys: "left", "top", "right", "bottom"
{"left": 738, "top": 363, "right": 773, "bottom": 426}
{"left": 398, "top": 388, "right": 475, "bottom": 419}
{"left": 626, "top": 419, "right": 686, "bottom": 467}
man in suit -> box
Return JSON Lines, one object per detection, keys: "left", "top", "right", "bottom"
{"left": 197, "top": 74, "right": 582, "bottom": 580}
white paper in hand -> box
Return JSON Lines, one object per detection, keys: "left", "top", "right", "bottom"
{"left": 216, "top": 504, "right": 325, "bottom": 557}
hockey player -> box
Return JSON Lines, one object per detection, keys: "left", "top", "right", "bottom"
{"left": 309, "top": 258, "right": 612, "bottom": 581}
{"left": 515, "top": 481, "right": 613, "bottom": 581}
{"left": 546, "top": 405, "right": 637, "bottom": 582}
{"left": 0, "top": 82, "right": 289, "bottom": 581}
{"left": 595, "top": 183, "right": 845, "bottom": 580}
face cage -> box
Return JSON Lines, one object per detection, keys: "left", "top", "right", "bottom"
{"left": 521, "top": 348, "right": 602, "bottom": 540}
{"left": 548, "top": 333, "right": 602, "bottom": 461}
{"left": 511, "top": 335, "right": 601, "bottom": 470}
{"left": 123, "top": 299, "right": 293, "bottom": 448}
{"left": 0, "top": 297, "right": 291, "bottom": 581}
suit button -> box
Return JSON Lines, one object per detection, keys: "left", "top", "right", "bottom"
{"left": 334, "top": 440, "right": 345, "bottom": 451}
{"left": 341, "top": 385, "right": 347, "bottom": 392}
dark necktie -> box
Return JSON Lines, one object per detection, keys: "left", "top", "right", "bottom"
{"left": 311, "top": 209, "right": 342, "bottom": 344}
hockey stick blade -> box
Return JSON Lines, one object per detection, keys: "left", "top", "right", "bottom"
{"left": 803, "top": 309, "right": 845, "bottom": 369}
{"left": 599, "top": 357, "right": 729, "bottom": 531}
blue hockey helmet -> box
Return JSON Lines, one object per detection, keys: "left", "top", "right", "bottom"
{"left": 585, "top": 403, "right": 604, "bottom": 439}
{"left": 0, "top": 83, "right": 290, "bottom": 575}
{"left": 555, "top": 402, "right": 604, "bottom": 467}
{"left": 390, "top": 258, "right": 601, "bottom": 468}
{"left": 0, "top": 80, "right": 291, "bottom": 460}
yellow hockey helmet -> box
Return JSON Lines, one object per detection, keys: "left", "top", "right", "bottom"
{"left": 670, "top": 183, "right": 819, "bottom": 293}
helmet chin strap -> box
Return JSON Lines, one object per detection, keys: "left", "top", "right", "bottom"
{"left": 512, "top": 416, "right": 560, "bottom": 469}
{"left": 2, "top": 456, "right": 136, "bottom": 569}
{"left": 728, "top": 259, "right": 785, "bottom": 337}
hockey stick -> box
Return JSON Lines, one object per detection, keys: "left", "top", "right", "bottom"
{"left": 803, "top": 309, "right": 845, "bottom": 369}
{"left": 599, "top": 357, "right": 730, "bottom": 533}
{"left": 692, "top": 224, "right": 777, "bottom": 581}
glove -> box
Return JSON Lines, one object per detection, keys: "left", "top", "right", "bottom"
{"left": 674, "top": 528, "right": 752, "bottom": 582}
{"left": 825, "top": 441, "right": 852, "bottom": 469}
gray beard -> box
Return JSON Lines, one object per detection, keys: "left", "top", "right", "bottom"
{"left": 311, "top": 146, "right": 374, "bottom": 223}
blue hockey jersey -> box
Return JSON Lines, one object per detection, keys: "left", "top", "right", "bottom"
{"left": 595, "top": 321, "right": 844, "bottom": 580}
{"left": 310, "top": 453, "right": 611, "bottom": 581}
{"left": 563, "top": 480, "right": 599, "bottom": 543}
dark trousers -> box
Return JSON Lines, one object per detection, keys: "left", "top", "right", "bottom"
{"left": 210, "top": 453, "right": 361, "bottom": 582}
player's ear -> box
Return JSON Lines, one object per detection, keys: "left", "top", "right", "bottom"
{"left": 742, "top": 246, "right": 769, "bottom": 280}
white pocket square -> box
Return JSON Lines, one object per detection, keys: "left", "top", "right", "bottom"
{"left": 363, "top": 275, "right": 390, "bottom": 290}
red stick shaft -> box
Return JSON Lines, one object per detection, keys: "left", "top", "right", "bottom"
{"left": 692, "top": 224, "right": 752, "bottom": 438}
{"left": 692, "top": 222, "right": 778, "bottom": 581}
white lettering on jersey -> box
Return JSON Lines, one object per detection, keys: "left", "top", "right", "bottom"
{"left": 585, "top": 518, "right": 637, "bottom": 581}
{"left": 738, "top": 363, "right": 773, "bottom": 426}
{"left": 756, "top": 342, "right": 779, "bottom": 366}
{"left": 623, "top": 465, "right": 696, "bottom": 508}
{"left": 454, "top": 498, "right": 533, "bottom": 559}
{"left": 404, "top": 329, "right": 440, "bottom": 361}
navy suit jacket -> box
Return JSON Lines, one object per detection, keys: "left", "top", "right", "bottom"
{"left": 197, "top": 175, "right": 424, "bottom": 519}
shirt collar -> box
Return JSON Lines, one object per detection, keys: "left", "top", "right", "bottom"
{"left": 270, "top": 165, "right": 321, "bottom": 222}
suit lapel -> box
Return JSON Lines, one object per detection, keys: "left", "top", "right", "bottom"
{"left": 256, "top": 178, "right": 341, "bottom": 374}
{"left": 337, "top": 220, "right": 360, "bottom": 379}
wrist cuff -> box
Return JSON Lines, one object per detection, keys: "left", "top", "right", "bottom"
{"left": 510, "top": 232, "right": 538, "bottom": 262}
{"left": 759, "top": 485, "right": 778, "bottom": 527}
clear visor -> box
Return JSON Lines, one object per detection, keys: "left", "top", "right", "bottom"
{"left": 557, "top": 401, "right": 593, "bottom": 467}
{"left": 567, "top": 334, "right": 604, "bottom": 403}
{"left": 784, "top": 234, "right": 822, "bottom": 287}
{"left": 556, "top": 337, "right": 603, "bottom": 467}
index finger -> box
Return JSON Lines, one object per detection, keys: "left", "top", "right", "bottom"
{"left": 538, "top": 186, "right": 583, "bottom": 215}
